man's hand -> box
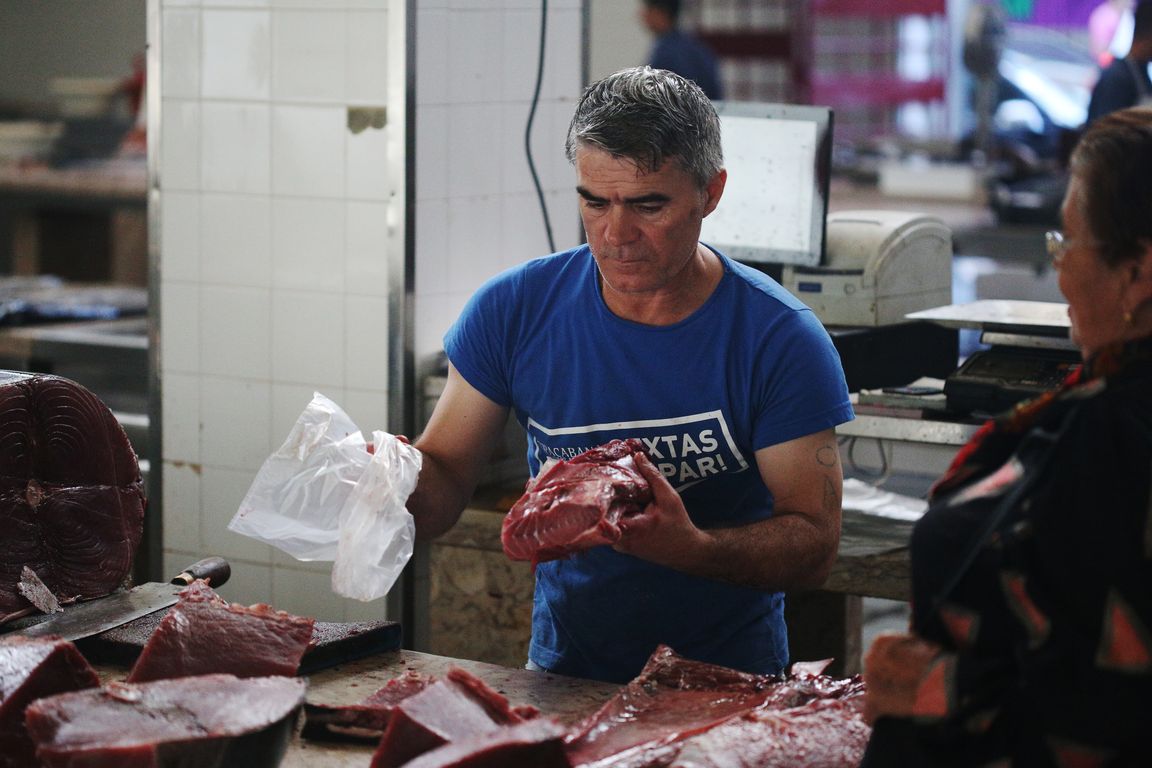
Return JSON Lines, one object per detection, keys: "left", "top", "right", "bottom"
{"left": 613, "top": 452, "right": 709, "bottom": 568}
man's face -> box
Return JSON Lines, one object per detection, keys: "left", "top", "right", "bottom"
{"left": 574, "top": 145, "right": 724, "bottom": 299}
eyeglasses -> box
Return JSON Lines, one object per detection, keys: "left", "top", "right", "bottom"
{"left": 1044, "top": 230, "right": 1067, "bottom": 267}
{"left": 1045, "top": 230, "right": 1106, "bottom": 268}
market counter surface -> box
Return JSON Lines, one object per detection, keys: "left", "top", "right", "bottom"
{"left": 96, "top": 649, "right": 619, "bottom": 767}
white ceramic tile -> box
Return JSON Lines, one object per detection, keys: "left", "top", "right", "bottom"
{"left": 346, "top": 200, "right": 390, "bottom": 296}
{"left": 272, "top": 565, "right": 344, "bottom": 620}
{"left": 548, "top": 100, "right": 577, "bottom": 192}
{"left": 345, "top": 295, "right": 390, "bottom": 389}
{"left": 271, "top": 105, "right": 344, "bottom": 198}
{"left": 200, "top": 193, "right": 272, "bottom": 286}
{"left": 546, "top": 7, "right": 583, "bottom": 101}
{"left": 415, "top": 8, "right": 449, "bottom": 105}
{"left": 272, "top": 10, "right": 346, "bottom": 102}
{"left": 500, "top": 101, "right": 535, "bottom": 197}
{"left": 159, "top": 280, "right": 200, "bottom": 374}
{"left": 162, "top": 9, "right": 201, "bottom": 98}
{"left": 163, "top": 0, "right": 201, "bottom": 6}
{"left": 446, "top": 194, "right": 503, "bottom": 294}
{"left": 160, "top": 191, "right": 200, "bottom": 282}
{"left": 346, "top": 10, "right": 389, "bottom": 104}
{"left": 201, "top": 101, "right": 271, "bottom": 194}
{"left": 200, "top": 376, "right": 273, "bottom": 470}
{"left": 547, "top": 188, "right": 582, "bottom": 250}
{"left": 161, "top": 371, "right": 202, "bottom": 464}
{"left": 160, "top": 99, "right": 200, "bottom": 190}
{"left": 212, "top": 562, "right": 274, "bottom": 608}
{"left": 199, "top": 465, "right": 275, "bottom": 565}
{"left": 414, "top": 293, "right": 463, "bottom": 363}
{"left": 340, "top": 388, "right": 391, "bottom": 437}
{"left": 447, "top": 10, "right": 503, "bottom": 104}
{"left": 346, "top": 119, "right": 390, "bottom": 201}
{"left": 413, "top": 197, "right": 448, "bottom": 298}
{"left": 271, "top": 198, "right": 345, "bottom": 291}
{"left": 271, "top": 290, "right": 346, "bottom": 387}
{"left": 199, "top": 285, "right": 272, "bottom": 378}
{"left": 501, "top": 10, "right": 538, "bottom": 103}
{"left": 204, "top": 0, "right": 271, "bottom": 6}
{"left": 501, "top": 191, "right": 551, "bottom": 267}
{"left": 201, "top": 10, "right": 271, "bottom": 99}
{"left": 446, "top": 103, "right": 503, "bottom": 199}
{"left": 162, "top": 460, "right": 202, "bottom": 552}
{"left": 415, "top": 104, "right": 448, "bottom": 201}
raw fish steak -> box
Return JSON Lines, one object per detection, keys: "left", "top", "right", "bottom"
{"left": 0, "top": 635, "right": 99, "bottom": 768}
{"left": 401, "top": 718, "right": 571, "bottom": 768}
{"left": 565, "top": 645, "right": 867, "bottom": 767}
{"left": 25, "top": 674, "right": 306, "bottom": 768}
{"left": 126, "top": 579, "right": 315, "bottom": 683}
{"left": 502, "top": 439, "right": 652, "bottom": 563}
{"left": 371, "top": 667, "right": 537, "bottom": 768}
{"left": 0, "top": 372, "right": 145, "bottom": 615}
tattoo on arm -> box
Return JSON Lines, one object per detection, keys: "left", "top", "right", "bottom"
{"left": 816, "top": 444, "right": 838, "bottom": 468}
{"left": 823, "top": 476, "right": 839, "bottom": 514}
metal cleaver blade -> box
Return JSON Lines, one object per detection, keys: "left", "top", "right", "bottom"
{"left": 5, "top": 557, "right": 231, "bottom": 643}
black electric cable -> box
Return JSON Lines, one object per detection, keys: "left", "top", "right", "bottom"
{"left": 526, "top": 0, "right": 556, "bottom": 254}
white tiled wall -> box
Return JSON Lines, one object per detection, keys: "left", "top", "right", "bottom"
{"left": 154, "top": 0, "right": 402, "bottom": 622}
{"left": 412, "top": 0, "right": 585, "bottom": 372}
{"left": 152, "top": 0, "right": 584, "bottom": 622}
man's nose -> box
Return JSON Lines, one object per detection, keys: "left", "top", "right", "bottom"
{"left": 603, "top": 207, "right": 638, "bottom": 246}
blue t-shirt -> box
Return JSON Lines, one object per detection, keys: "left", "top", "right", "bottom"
{"left": 444, "top": 245, "right": 853, "bottom": 683}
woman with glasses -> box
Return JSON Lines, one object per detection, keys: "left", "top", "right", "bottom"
{"left": 861, "top": 107, "right": 1152, "bottom": 766}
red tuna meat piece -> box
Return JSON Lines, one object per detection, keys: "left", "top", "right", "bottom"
{"left": 371, "top": 667, "right": 533, "bottom": 768}
{"left": 0, "top": 372, "right": 145, "bottom": 616}
{"left": 502, "top": 439, "right": 652, "bottom": 564}
{"left": 126, "top": 579, "right": 315, "bottom": 683}
{"left": 25, "top": 674, "right": 306, "bottom": 768}
{"left": 402, "top": 718, "right": 571, "bottom": 768}
{"left": 0, "top": 635, "right": 99, "bottom": 768}
{"left": 662, "top": 698, "right": 871, "bottom": 768}
{"left": 564, "top": 645, "right": 866, "bottom": 767}
{"left": 303, "top": 670, "right": 434, "bottom": 742}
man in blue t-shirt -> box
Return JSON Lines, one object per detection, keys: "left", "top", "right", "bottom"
{"left": 641, "top": 0, "right": 724, "bottom": 100}
{"left": 408, "top": 67, "right": 853, "bottom": 684}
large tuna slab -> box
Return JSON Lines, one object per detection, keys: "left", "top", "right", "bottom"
{"left": 0, "top": 635, "right": 99, "bottom": 768}
{"left": 0, "top": 372, "right": 145, "bottom": 616}
{"left": 126, "top": 580, "right": 315, "bottom": 683}
{"left": 25, "top": 674, "right": 306, "bottom": 768}
{"left": 564, "top": 646, "right": 867, "bottom": 768}
{"left": 371, "top": 667, "right": 536, "bottom": 768}
{"left": 501, "top": 439, "right": 652, "bottom": 564}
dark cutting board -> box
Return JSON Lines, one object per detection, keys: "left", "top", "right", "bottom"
{"left": 74, "top": 610, "right": 403, "bottom": 675}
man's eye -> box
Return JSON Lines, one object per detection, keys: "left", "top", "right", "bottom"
{"left": 636, "top": 205, "right": 662, "bottom": 214}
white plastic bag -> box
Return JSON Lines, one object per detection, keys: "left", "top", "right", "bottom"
{"left": 228, "top": 393, "right": 422, "bottom": 601}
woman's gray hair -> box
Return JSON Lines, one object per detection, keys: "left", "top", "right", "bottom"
{"left": 1071, "top": 107, "right": 1152, "bottom": 267}
{"left": 565, "top": 66, "right": 723, "bottom": 189}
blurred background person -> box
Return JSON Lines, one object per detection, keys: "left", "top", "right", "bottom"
{"left": 1087, "top": 0, "right": 1152, "bottom": 123}
{"left": 639, "top": 0, "right": 724, "bottom": 100}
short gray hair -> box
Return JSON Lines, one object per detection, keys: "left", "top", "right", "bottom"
{"left": 565, "top": 66, "right": 723, "bottom": 189}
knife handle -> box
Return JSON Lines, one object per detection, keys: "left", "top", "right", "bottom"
{"left": 170, "top": 557, "right": 231, "bottom": 588}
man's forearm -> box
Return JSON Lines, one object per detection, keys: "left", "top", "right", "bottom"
{"left": 404, "top": 450, "right": 477, "bottom": 540}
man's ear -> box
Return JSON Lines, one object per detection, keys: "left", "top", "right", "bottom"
{"left": 702, "top": 168, "right": 727, "bottom": 218}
